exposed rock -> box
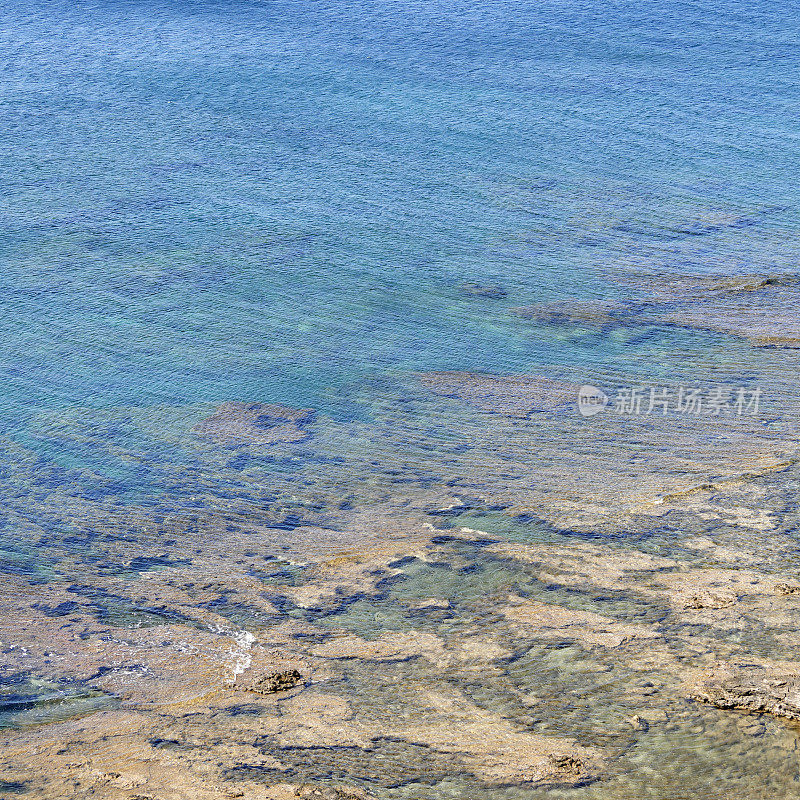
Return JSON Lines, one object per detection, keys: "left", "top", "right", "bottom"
{"left": 627, "top": 715, "right": 649, "bottom": 732}
{"left": 774, "top": 583, "right": 800, "bottom": 596}
{"left": 681, "top": 590, "right": 736, "bottom": 610}
{"left": 192, "top": 402, "right": 315, "bottom": 445}
{"left": 238, "top": 669, "right": 304, "bottom": 695}
{"left": 689, "top": 661, "right": 800, "bottom": 720}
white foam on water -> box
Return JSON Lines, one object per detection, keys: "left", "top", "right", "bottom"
{"left": 226, "top": 629, "right": 256, "bottom": 683}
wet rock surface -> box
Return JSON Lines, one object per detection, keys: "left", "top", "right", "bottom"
{"left": 238, "top": 669, "right": 305, "bottom": 695}
{"left": 500, "top": 595, "right": 660, "bottom": 648}
{"left": 6, "top": 489, "right": 800, "bottom": 799}
{"left": 689, "top": 661, "right": 800, "bottom": 720}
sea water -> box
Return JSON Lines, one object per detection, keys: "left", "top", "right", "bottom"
{"left": 3, "top": 0, "right": 800, "bottom": 796}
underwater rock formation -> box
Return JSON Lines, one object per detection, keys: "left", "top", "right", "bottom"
{"left": 192, "top": 402, "right": 315, "bottom": 444}
{"left": 459, "top": 282, "right": 508, "bottom": 299}
{"left": 500, "top": 595, "right": 660, "bottom": 648}
{"left": 418, "top": 371, "right": 580, "bottom": 415}
{"left": 510, "top": 299, "right": 632, "bottom": 325}
{"left": 513, "top": 272, "right": 800, "bottom": 347}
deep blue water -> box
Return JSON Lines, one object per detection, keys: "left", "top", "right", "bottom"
{"left": 2, "top": 0, "right": 800, "bottom": 424}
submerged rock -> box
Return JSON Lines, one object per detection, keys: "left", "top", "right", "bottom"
{"left": 294, "top": 786, "right": 377, "bottom": 800}
{"left": 192, "top": 402, "right": 315, "bottom": 445}
{"left": 511, "top": 299, "right": 631, "bottom": 326}
{"left": 602, "top": 271, "right": 800, "bottom": 347}
{"left": 308, "top": 630, "right": 509, "bottom": 668}
{"left": 736, "top": 717, "right": 766, "bottom": 736}
{"left": 261, "top": 786, "right": 376, "bottom": 800}
{"left": 500, "top": 595, "right": 660, "bottom": 649}
{"left": 418, "top": 371, "right": 580, "bottom": 415}
{"left": 651, "top": 302, "right": 800, "bottom": 348}
{"left": 310, "top": 631, "right": 445, "bottom": 663}
{"left": 681, "top": 589, "right": 737, "bottom": 610}
{"left": 394, "top": 688, "right": 605, "bottom": 786}
{"left": 459, "top": 282, "right": 508, "bottom": 299}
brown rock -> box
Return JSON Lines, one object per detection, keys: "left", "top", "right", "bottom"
{"left": 500, "top": 595, "right": 660, "bottom": 649}
{"left": 627, "top": 715, "right": 649, "bottom": 732}
{"left": 774, "top": 583, "right": 800, "bottom": 596}
{"left": 689, "top": 661, "right": 800, "bottom": 720}
{"left": 681, "top": 590, "right": 736, "bottom": 610}
{"left": 239, "top": 669, "right": 304, "bottom": 695}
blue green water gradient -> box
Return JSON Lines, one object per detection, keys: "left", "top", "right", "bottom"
{"left": 2, "top": 0, "right": 800, "bottom": 421}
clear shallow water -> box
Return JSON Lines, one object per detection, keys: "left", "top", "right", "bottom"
{"left": 2, "top": 0, "right": 800, "bottom": 506}
{"left": 4, "top": 0, "right": 800, "bottom": 797}
{"left": 0, "top": 676, "right": 114, "bottom": 729}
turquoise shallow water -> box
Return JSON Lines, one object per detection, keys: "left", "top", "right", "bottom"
{"left": 2, "top": 0, "right": 800, "bottom": 504}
